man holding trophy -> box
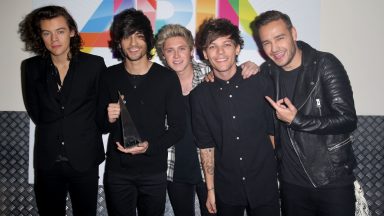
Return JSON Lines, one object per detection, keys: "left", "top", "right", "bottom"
{"left": 98, "top": 8, "right": 186, "bottom": 216}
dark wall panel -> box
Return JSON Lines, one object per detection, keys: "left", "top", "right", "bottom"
{"left": 0, "top": 112, "right": 382, "bottom": 215}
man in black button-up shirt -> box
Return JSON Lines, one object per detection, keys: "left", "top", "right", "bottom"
{"left": 191, "top": 18, "right": 280, "bottom": 216}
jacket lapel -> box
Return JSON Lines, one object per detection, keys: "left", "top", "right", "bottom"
{"left": 291, "top": 42, "right": 319, "bottom": 110}
{"left": 292, "top": 63, "right": 317, "bottom": 110}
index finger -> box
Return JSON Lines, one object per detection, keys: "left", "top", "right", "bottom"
{"left": 265, "top": 96, "right": 279, "bottom": 110}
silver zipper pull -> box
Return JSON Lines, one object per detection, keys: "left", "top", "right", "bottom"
{"left": 316, "top": 98, "right": 321, "bottom": 107}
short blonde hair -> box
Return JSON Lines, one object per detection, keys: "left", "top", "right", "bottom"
{"left": 155, "top": 24, "right": 194, "bottom": 66}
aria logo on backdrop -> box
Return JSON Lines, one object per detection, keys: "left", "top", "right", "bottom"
{"left": 79, "top": 0, "right": 259, "bottom": 53}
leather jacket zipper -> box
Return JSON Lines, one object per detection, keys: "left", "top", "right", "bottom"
{"left": 287, "top": 79, "right": 320, "bottom": 188}
{"left": 328, "top": 136, "right": 353, "bottom": 151}
{"left": 297, "top": 79, "right": 319, "bottom": 111}
{"left": 287, "top": 129, "right": 317, "bottom": 187}
{"left": 316, "top": 99, "right": 322, "bottom": 116}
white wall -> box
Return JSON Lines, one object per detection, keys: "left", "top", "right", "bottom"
{"left": 320, "top": 0, "right": 384, "bottom": 115}
{"left": 1, "top": 0, "right": 383, "bottom": 115}
{"left": 0, "top": 0, "right": 32, "bottom": 111}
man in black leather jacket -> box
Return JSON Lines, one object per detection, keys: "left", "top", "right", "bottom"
{"left": 251, "top": 10, "right": 357, "bottom": 216}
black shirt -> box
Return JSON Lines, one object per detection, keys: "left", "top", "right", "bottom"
{"left": 47, "top": 58, "right": 75, "bottom": 161}
{"left": 173, "top": 95, "right": 202, "bottom": 183}
{"left": 99, "top": 62, "right": 186, "bottom": 175}
{"left": 279, "top": 66, "right": 312, "bottom": 187}
{"left": 191, "top": 68, "right": 278, "bottom": 207}
{"left": 279, "top": 66, "right": 354, "bottom": 188}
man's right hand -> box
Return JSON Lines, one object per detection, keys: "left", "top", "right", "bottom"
{"left": 107, "top": 102, "right": 120, "bottom": 123}
{"left": 206, "top": 189, "right": 217, "bottom": 214}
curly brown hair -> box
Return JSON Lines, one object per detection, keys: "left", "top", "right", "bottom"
{"left": 18, "top": 5, "right": 82, "bottom": 58}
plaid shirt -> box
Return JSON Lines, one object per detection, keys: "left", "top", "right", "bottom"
{"left": 167, "top": 60, "right": 210, "bottom": 181}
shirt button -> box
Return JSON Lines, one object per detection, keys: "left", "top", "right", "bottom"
{"left": 236, "top": 137, "right": 240, "bottom": 140}
{"left": 232, "top": 116, "right": 236, "bottom": 119}
{"left": 61, "top": 141, "right": 65, "bottom": 145}
{"left": 61, "top": 106, "right": 64, "bottom": 110}
{"left": 242, "top": 177, "right": 246, "bottom": 181}
{"left": 229, "top": 95, "right": 232, "bottom": 98}
{"left": 220, "top": 87, "right": 223, "bottom": 90}
{"left": 235, "top": 85, "right": 239, "bottom": 88}
{"left": 226, "top": 81, "right": 230, "bottom": 84}
{"left": 240, "top": 157, "right": 243, "bottom": 160}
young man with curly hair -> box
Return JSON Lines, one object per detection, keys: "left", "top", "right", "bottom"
{"left": 19, "top": 5, "right": 106, "bottom": 216}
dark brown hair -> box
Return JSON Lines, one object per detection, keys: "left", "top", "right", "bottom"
{"left": 109, "top": 8, "right": 154, "bottom": 61}
{"left": 195, "top": 18, "right": 243, "bottom": 59}
{"left": 18, "top": 5, "right": 82, "bottom": 58}
{"left": 250, "top": 10, "right": 293, "bottom": 41}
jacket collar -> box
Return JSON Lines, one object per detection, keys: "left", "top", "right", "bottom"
{"left": 266, "top": 41, "right": 319, "bottom": 109}
{"left": 293, "top": 41, "right": 319, "bottom": 110}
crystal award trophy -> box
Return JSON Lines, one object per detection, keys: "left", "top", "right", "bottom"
{"left": 118, "top": 91, "right": 141, "bottom": 148}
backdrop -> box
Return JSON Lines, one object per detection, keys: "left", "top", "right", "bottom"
{"left": 28, "top": 0, "right": 320, "bottom": 184}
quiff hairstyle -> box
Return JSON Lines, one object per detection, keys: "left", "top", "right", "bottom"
{"left": 250, "top": 10, "right": 293, "bottom": 41}
{"left": 155, "top": 24, "right": 194, "bottom": 66}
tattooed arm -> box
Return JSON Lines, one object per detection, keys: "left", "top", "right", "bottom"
{"left": 200, "top": 147, "right": 216, "bottom": 214}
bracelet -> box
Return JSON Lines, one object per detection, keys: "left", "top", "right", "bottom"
{"left": 207, "top": 187, "right": 215, "bottom": 191}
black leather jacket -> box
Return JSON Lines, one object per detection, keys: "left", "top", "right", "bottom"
{"left": 261, "top": 41, "right": 357, "bottom": 187}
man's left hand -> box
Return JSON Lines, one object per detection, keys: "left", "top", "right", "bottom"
{"left": 265, "top": 96, "right": 297, "bottom": 124}
{"left": 204, "top": 71, "right": 215, "bottom": 82}
{"left": 240, "top": 60, "right": 259, "bottom": 79}
{"left": 116, "top": 141, "right": 149, "bottom": 155}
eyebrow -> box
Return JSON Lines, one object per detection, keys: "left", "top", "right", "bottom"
{"left": 273, "top": 33, "right": 286, "bottom": 39}
{"left": 41, "top": 27, "right": 67, "bottom": 32}
{"left": 210, "top": 38, "right": 233, "bottom": 45}
{"left": 261, "top": 33, "right": 286, "bottom": 44}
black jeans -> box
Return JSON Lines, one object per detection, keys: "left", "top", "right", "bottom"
{"left": 167, "top": 180, "right": 214, "bottom": 216}
{"left": 104, "top": 171, "right": 167, "bottom": 216}
{"left": 281, "top": 182, "right": 355, "bottom": 216}
{"left": 34, "top": 161, "right": 99, "bottom": 216}
{"left": 215, "top": 195, "right": 280, "bottom": 216}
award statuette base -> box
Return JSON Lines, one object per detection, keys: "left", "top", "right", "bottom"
{"left": 125, "top": 136, "right": 141, "bottom": 147}
{"left": 118, "top": 91, "right": 142, "bottom": 148}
